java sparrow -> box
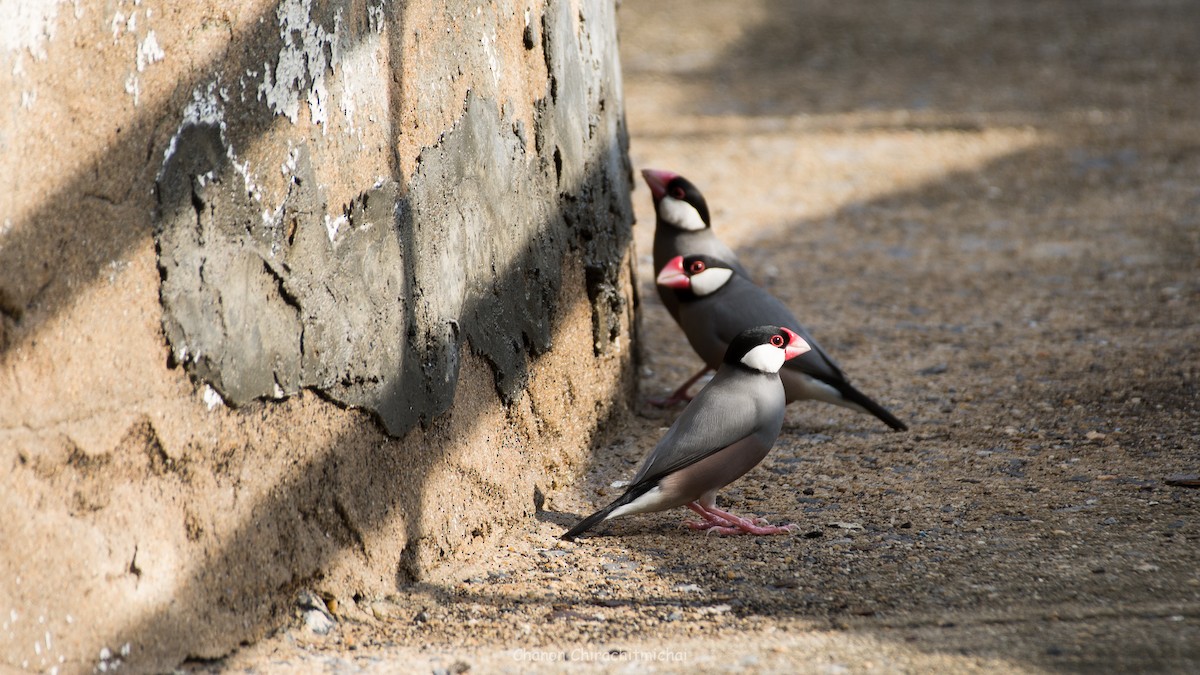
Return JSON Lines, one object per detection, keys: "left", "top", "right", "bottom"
{"left": 657, "top": 254, "right": 908, "bottom": 432}
{"left": 642, "top": 168, "right": 758, "bottom": 405}
{"left": 642, "top": 169, "right": 752, "bottom": 322}
{"left": 562, "top": 325, "right": 811, "bottom": 540}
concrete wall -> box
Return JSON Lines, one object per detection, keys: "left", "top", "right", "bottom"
{"left": 0, "top": 0, "right": 634, "bottom": 671}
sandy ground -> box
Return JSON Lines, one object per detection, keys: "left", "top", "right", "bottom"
{"left": 186, "top": 1, "right": 1199, "bottom": 672}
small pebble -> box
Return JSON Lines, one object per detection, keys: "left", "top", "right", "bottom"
{"left": 305, "top": 609, "right": 335, "bottom": 635}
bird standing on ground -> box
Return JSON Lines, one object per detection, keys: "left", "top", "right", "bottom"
{"left": 657, "top": 254, "right": 908, "bottom": 431}
{"left": 562, "top": 325, "right": 811, "bottom": 540}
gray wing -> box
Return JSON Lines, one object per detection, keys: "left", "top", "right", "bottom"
{"left": 686, "top": 276, "right": 850, "bottom": 384}
{"left": 632, "top": 370, "right": 776, "bottom": 485}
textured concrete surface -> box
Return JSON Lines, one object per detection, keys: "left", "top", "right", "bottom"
{"left": 181, "top": 1, "right": 1199, "bottom": 672}
{"left": 1, "top": 0, "right": 633, "bottom": 672}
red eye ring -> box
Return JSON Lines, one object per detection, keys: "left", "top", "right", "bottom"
{"left": 770, "top": 334, "right": 785, "bottom": 347}
{"left": 688, "top": 260, "right": 706, "bottom": 274}
{"left": 670, "top": 186, "right": 686, "bottom": 200}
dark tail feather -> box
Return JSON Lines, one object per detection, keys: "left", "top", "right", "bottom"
{"left": 836, "top": 382, "right": 908, "bottom": 432}
{"left": 561, "top": 481, "right": 656, "bottom": 541}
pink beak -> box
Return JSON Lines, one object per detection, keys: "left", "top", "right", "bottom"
{"left": 655, "top": 255, "right": 690, "bottom": 289}
{"left": 641, "top": 168, "right": 679, "bottom": 202}
{"left": 780, "top": 327, "right": 811, "bottom": 361}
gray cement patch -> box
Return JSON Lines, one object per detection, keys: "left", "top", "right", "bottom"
{"left": 155, "top": 0, "right": 632, "bottom": 438}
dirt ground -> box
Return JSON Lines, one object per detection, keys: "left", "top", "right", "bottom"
{"left": 187, "top": 1, "right": 1199, "bottom": 672}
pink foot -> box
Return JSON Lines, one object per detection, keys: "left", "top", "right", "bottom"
{"left": 685, "top": 502, "right": 797, "bottom": 536}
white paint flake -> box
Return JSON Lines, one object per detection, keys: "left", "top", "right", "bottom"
{"left": 112, "top": 2, "right": 166, "bottom": 106}
{"left": 334, "top": 38, "right": 384, "bottom": 135}
{"left": 123, "top": 72, "right": 140, "bottom": 106}
{"left": 367, "top": 2, "right": 385, "bottom": 33}
{"left": 202, "top": 385, "right": 225, "bottom": 410}
{"left": 135, "top": 30, "right": 164, "bottom": 71}
{"left": 481, "top": 28, "right": 500, "bottom": 89}
{"left": 258, "top": 0, "right": 342, "bottom": 129}
{"left": 2, "top": 0, "right": 68, "bottom": 60}
{"left": 324, "top": 214, "right": 348, "bottom": 242}
{"left": 111, "top": 11, "right": 126, "bottom": 41}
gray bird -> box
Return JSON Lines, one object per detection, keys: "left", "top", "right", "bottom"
{"left": 658, "top": 254, "right": 908, "bottom": 432}
{"left": 562, "top": 325, "right": 811, "bottom": 540}
{"left": 642, "top": 168, "right": 751, "bottom": 320}
{"left": 642, "top": 168, "right": 754, "bottom": 404}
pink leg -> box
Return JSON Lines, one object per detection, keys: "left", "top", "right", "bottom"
{"left": 647, "top": 367, "right": 712, "bottom": 408}
{"left": 683, "top": 501, "right": 798, "bottom": 536}
{"left": 683, "top": 502, "right": 737, "bottom": 530}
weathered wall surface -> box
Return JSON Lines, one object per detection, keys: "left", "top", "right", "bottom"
{"left": 0, "top": 0, "right": 634, "bottom": 671}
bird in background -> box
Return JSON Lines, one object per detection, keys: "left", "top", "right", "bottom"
{"left": 562, "top": 325, "right": 811, "bottom": 540}
{"left": 642, "top": 168, "right": 752, "bottom": 320}
{"left": 642, "top": 168, "right": 753, "bottom": 404}
{"left": 657, "top": 253, "right": 908, "bottom": 432}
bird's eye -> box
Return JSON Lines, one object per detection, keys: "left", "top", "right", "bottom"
{"left": 770, "top": 334, "right": 785, "bottom": 347}
{"left": 688, "top": 260, "right": 706, "bottom": 274}
{"left": 670, "top": 186, "right": 686, "bottom": 200}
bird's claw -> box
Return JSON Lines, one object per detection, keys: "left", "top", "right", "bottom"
{"left": 683, "top": 503, "right": 798, "bottom": 536}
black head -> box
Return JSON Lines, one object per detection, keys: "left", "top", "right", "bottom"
{"left": 641, "top": 169, "right": 711, "bottom": 231}
{"left": 655, "top": 254, "right": 737, "bottom": 300}
{"left": 723, "top": 325, "right": 810, "bottom": 373}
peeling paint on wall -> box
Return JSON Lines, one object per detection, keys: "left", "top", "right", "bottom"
{"left": 3, "top": 0, "right": 83, "bottom": 113}
{"left": 135, "top": 30, "right": 164, "bottom": 71}
{"left": 106, "top": 0, "right": 168, "bottom": 106}
{"left": 1, "top": 0, "right": 76, "bottom": 59}
{"left": 2, "top": 0, "right": 633, "bottom": 671}
{"left": 155, "top": 0, "right": 632, "bottom": 436}
{"left": 258, "top": 0, "right": 341, "bottom": 127}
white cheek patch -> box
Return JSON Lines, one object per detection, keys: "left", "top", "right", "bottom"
{"left": 740, "top": 343, "right": 786, "bottom": 373}
{"left": 658, "top": 196, "right": 707, "bottom": 232}
{"left": 689, "top": 267, "right": 733, "bottom": 296}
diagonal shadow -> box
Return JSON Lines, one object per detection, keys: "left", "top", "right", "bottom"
{"left": 368, "top": 136, "right": 1200, "bottom": 673}
{"left": 6, "top": 0, "right": 640, "bottom": 672}
{"left": 647, "top": 0, "right": 1200, "bottom": 120}
{"left": 0, "top": 0, "right": 330, "bottom": 355}
{"left": 511, "top": 0, "right": 1200, "bottom": 669}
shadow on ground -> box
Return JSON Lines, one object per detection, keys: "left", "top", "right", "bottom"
{"left": 221, "top": 2, "right": 1200, "bottom": 672}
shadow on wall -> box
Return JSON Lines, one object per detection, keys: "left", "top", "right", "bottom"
{"left": 0, "top": 0, "right": 295, "bottom": 353}
{"left": 2, "top": 0, "right": 632, "bottom": 433}
{"left": 4, "top": 0, "right": 635, "bottom": 671}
